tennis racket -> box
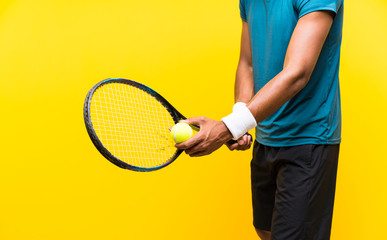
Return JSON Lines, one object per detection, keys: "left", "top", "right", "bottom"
{"left": 83, "top": 78, "right": 251, "bottom": 172}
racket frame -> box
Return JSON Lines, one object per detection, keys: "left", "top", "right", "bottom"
{"left": 84, "top": 78, "right": 186, "bottom": 172}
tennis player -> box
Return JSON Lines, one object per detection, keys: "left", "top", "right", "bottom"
{"left": 176, "top": 0, "right": 343, "bottom": 239}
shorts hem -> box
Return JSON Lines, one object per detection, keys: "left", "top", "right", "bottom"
{"left": 253, "top": 221, "right": 271, "bottom": 232}
{"left": 255, "top": 138, "right": 341, "bottom": 147}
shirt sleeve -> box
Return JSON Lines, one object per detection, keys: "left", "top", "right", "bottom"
{"left": 239, "top": 0, "right": 247, "bottom": 22}
{"left": 294, "top": 0, "right": 343, "bottom": 19}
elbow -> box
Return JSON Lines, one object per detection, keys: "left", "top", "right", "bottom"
{"left": 238, "top": 59, "right": 254, "bottom": 75}
{"left": 284, "top": 65, "right": 312, "bottom": 93}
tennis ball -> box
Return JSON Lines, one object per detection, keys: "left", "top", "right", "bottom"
{"left": 170, "top": 122, "right": 193, "bottom": 143}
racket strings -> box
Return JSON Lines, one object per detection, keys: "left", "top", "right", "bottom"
{"left": 90, "top": 83, "right": 176, "bottom": 168}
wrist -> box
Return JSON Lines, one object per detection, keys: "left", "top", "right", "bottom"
{"left": 221, "top": 102, "right": 257, "bottom": 140}
{"left": 217, "top": 121, "right": 233, "bottom": 142}
{"left": 233, "top": 102, "right": 247, "bottom": 112}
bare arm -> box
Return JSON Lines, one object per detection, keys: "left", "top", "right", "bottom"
{"left": 235, "top": 21, "right": 254, "bottom": 103}
{"left": 176, "top": 11, "right": 335, "bottom": 157}
{"left": 247, "top": 11, "right": 335, "bottom": 121}
{"left": 226, "top": 21, "right": 255, "bottom": 150}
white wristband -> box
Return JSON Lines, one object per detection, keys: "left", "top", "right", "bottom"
{"left": 221, "top": 102, "right": 257, "bottom": 140}
{"left": 232, "top": 102, "right": 247, "bottom": 112}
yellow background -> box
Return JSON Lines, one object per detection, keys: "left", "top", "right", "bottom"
{"left": 0, "top": 0, "right": 386, "bottom": 239}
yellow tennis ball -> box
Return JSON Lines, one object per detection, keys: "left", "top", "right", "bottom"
{"left": 170, "top": 122, "right": 193, "bottom": 143}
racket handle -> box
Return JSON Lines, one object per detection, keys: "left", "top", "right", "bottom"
{"left": 191, "top": 124, "right": 200, "bottom": 131}
{"left": 226, "top": 133, "right": 253, "bottom": 145}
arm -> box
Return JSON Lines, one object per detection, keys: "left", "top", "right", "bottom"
{"left": 176, "top": 11, "right": 335, "bottom": 157}
{"left": 235, "top": 21, "right": 254, "bottom": 103}
{"left": 227, "top": 21, "right": 255, "bottom": 150}
{"left": 247, "top": 11, "right": 334, "bottom": 121}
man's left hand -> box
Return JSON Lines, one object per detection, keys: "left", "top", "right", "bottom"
{"left": 175, "top": 116, "right": 233, "bottom": 157}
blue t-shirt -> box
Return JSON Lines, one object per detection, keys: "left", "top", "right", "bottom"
{"left": 240, "top": 0, "right": 343, "bottom": 146}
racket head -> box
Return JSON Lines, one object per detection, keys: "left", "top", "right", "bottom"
{"left": 83, "top": 78, "right": 185, "bottom": 172}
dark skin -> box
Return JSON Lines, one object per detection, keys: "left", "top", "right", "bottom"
{"left": 176, "top": 11, "right": 335, "bottom": 161}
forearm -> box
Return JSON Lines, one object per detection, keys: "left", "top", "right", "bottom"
{"left": 247, "top": 67, "right": 308, "bottom": 123}
{"left": 235, "top": 20, "right": 254, "bottom": 104}
{"left": 235, "top": 63, "right": 254, "bottom": 103}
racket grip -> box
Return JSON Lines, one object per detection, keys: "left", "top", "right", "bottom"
{"left": 190, "top": 124, "right": 200, "bottom": 132}
{"left": 226, "top": 133, "right": 253, "bottom": 145}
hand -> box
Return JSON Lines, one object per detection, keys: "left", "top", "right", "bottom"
{"left": 175, "top": 116, "right": 233, "bottom": 157}
{"left": 225, "top": 134, "right": 252, "bottom": 151}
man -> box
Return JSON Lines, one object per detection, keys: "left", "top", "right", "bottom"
{"left": 177, "top": 0, "right": 343, "bottom": 239}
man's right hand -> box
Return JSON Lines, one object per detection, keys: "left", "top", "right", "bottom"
{"left": 225, "top": 134, "right": 252, "bottom": 151}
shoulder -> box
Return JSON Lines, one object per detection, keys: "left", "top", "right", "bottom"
{"left": 292, "top": 0, "right": 343, "bottom": 19}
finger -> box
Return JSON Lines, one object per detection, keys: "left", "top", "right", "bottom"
{"left": 228, "top": 142, "right": 239, "bottom": 151}
{"left": 243, "top": 134, "right": 251, "bottom": 145}
{"left": 246, "top": 135, "right": 251, "bottom": 145}
{"left": 233, "top": 140, "right": 252, "bottom": 151}
{"left": 235, "top": 146, "right": 248, "bottom": 151}
{"left": 248, "top": 134, "right": 253, "bottom": 144}
{"left": 180, "top": 116, "right": 206, "bottom": 126}
{"left": 241, "top": 141, "right": 252, "bottom": 150}
{"left": 240, "top": 135, "right": 248, "bottom": 145}
{"left": 189, "top": 150, "right": 210, "bottom": 157}
{"left": 238, "top": 138, "right": 245, "bottom": 145}
{"left": 239, "top": 134, "right": 251, "bottom": 146}
{"left": 243, "top": 134, "right": 249, "bottom": 141}
{"left": 242, "top": 143, "right": 251, "bottom": 150}
{"left": 185, "top": 142, "right": 206, "bottom": 155}
{"left": 175, "top": 133, "right": 202, "bottom": 150}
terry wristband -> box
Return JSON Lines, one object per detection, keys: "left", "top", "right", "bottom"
{"left": 232, "top": 102, "right": 248, "bottom": 112}
{"left": 221, "top": 102, "right": 257, "bottom": 140}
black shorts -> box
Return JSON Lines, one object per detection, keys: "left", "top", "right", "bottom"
{"left": 251, "top": 141, "right": 340, "bottom": 240}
